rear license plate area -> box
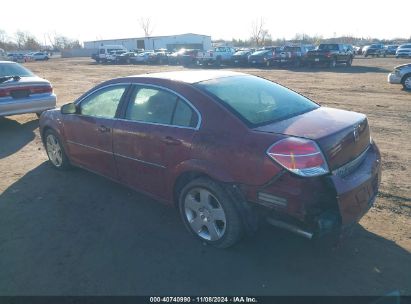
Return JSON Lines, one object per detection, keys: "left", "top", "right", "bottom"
{"left": 11, "top": 90, "right": 30, "bottom": 99}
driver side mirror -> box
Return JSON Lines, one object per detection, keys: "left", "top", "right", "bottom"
{"left": 61, "top": 102, "right": 77, "bottom": 115}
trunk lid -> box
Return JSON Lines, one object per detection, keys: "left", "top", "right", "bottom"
{"left": 254, "top": 107, "right": 370, "bottom": 170}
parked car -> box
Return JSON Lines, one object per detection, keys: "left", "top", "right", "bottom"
{"left": 387, "top": 63, "right": 411, "bottom": 90}
{"left": 248, "top": 49, "right": 276, "bottom": 67}
{"left": 269, "top": 45, "right": 311, "bottom": 67}
{"left": 115, "top": 52, "right": 137, "bottom": 64}
{"left": 7, "top": 53, "right": 25, "bottom": 63}
{"left": 39, "top": 70, "right": 381, "bottom": 248}
{"left": 196, "top": 46, "right": 236, "bottom": 66}
{"left": 364, "top": 44, "right": 386, "bottom": 57}
{"left": 395, "top": 44, "right": 411, "bottom": 58}
{"left": 27, "top": 52, "right": 49, "bottom": 61}
{"left": 231, "top": 50, "right": 253, "bottom": 66}
{"left": 306, "top": 43, "right": 354, "bottom": 68}
{"left": 168, "top": 49, "right": 199, "bottom": 66}
{"left": 105, "top": 50, "right": 127, "bottom": 63}
{"left": 129, "top": 51, "right": 153, "bottom": 64}
{"left": 385, "top": 45, "right": 399, "bottom": 56}
{"left": 92, "top": 45, "right": 127, "bottom": 63}
{"left": 0, "top": 61, "right": 56, "bottom": 117}
{"left": 147, "top": 49, "right": 169, "bottom": 65}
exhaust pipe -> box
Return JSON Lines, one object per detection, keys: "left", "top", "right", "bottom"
{"left": 267, "top": 218, "right": 314, "bottom": 239}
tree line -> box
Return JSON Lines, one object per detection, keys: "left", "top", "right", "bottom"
{"left": 0, "top": 30, "right": 81, "bottom": 51}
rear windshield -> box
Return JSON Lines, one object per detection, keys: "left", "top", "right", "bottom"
{"left": 0, "top": 62, "right": 34, "bottom": 77}
{"left": 195, "top": 76, "right": 319, "bottom": 127}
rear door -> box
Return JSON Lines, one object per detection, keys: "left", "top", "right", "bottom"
{"left": 63, "top": 84, "right": 129, "bottom": 179}
{"left": 113, "top": 85, "right": 199, "bottom": 200}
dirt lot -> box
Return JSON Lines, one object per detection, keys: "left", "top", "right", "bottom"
{"left": 0, "top": 57, "right": 410, "bottom": 295}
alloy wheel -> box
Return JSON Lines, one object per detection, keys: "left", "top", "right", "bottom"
{"left": 184, "top": 188, "right": 227, "bottom": 241}
{"left": 46, "top": 134, "right": 63, "bottom": 167}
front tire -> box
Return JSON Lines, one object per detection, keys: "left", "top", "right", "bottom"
{"left": 346, "top": 56, "right": 353, "bottom": 67}
{"left": 178, "top": 177, "right": 244, "bottom": 248}
{"left": 329, "top": 58, "right": 337, "bottom": 68}
{"left": 402, "top": 74, "right": 411, "bottom": 91}
{"left": 44, "top": 129, "right": 71, "bottom": 170}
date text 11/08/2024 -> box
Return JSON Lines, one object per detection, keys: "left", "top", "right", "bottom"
{"left": 149, "top": 297, "right": 257, "bottom": 303}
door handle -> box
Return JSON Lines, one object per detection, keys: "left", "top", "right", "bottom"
{"left": 162, "top": 136, "right": 181, "bottom": 145}
{"left": 97, "top": 125, "right": 111, "bottom": 133}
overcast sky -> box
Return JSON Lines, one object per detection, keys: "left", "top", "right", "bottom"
{"left": 1, "top": 0, "right": 409, "bottom": 43}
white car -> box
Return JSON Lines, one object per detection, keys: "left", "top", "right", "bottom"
{"left": 129, "top": 52, "right": 152, "bottom": 64}
{"left": 396, "top": 44, "right": 411, "bottom": 58}
{"left": 27, "top": 52, "right": 49, "bottom": 61}
{"left": 388, "top": 63, "right": 411, "bottom": 90}
{"left": 105, "top": 50, "right": 127, "bottom": 63}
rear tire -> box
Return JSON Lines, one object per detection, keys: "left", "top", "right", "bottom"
{"left": 178, "top": 177, "right": 244, "bottom": 248}
{"left": 44, "top": 129, "right": 71, "bottom": 170}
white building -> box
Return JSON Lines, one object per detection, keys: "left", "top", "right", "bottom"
{"left": 83, "top": 33, "right": 212, "bottom": 51}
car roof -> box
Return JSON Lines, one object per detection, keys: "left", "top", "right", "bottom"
{"left": 128, "top": 70, "right": 245, "bottom": 84}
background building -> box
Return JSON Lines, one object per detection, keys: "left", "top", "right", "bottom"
{"left": 84, "top": 33, "right": 212, "bottom": 51}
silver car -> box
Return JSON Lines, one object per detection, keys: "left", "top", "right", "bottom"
{"left": 0, "top": 61, "right": 56, "bottom": 117}
{"left": 395, "top": 44, "right": 411, "bottom": 58}
{"left": 388, "top": 63, "right": 411, "bottom": 91}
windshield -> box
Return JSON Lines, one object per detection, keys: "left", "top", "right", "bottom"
{"left": 251, "top": 50, "right": 269, "bottom": 56}
{"left": 284, "top": 47, "right": 300, "bottom": 52}
{"left": 318, "top": 44, "right": 338, "bottom": 51}
{"left": 195, "top": 75, "right": 319, "bottom": 126}
{"left": 0, "top": 62, "right": 34, "bottom": 77}
{"left": 234, "top": 51, "right": 249, "bottom": 55}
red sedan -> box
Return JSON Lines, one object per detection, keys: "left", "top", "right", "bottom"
{"left": 39, "top": 71, "right": 381, "bottom": 248}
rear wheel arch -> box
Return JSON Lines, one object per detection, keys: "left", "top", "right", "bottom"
{"left": 173, "top": 170, "right": 210, "bottom": 207}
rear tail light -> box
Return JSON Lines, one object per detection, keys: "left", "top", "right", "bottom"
{"left": 0, "top": 85, "right": 52, "bottom": 98}
{"left": 30, "top": 85, "right": 53, "bottom": 94}
{"left": 267, "top": 137, "right": 329, "bottom": 177}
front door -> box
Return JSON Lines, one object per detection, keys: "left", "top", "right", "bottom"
{"left": 113, "top": 85, "right": 199, "bottom": 200}
{"left": 63, "top": 84, "right": 129, "bottom": 179}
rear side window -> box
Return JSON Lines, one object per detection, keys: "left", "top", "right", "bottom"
{"left": 125, "top": 86, "right": 198, "bottom": 128}
{"left": 173, "top": 99, "right": 197, "bottom": 127}
{"left": 195, "top": 75, "right": 318, "bottom": 127}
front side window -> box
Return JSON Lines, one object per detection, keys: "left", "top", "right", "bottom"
{"left": 80, "top": 85, "right": 127, "bottom": 118}
{"left": 125, "top": 86, "right": 198, "bottom": 128}
{"left": 195, "top": 76, "right": 318, "bottom": 127}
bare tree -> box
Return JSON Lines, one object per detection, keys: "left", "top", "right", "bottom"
{"left": 0, "top": 29, "right": 7, "bottom": 43}
{"left": 251, "top": 17, "right": 270, "bottom": 46}
{"left": 139, "top": 17, "right": 154, "bottom": 37}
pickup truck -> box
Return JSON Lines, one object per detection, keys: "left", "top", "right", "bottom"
{"left": 196, "top": 46, "right": 236, "bottom": 66}
{"left": 306, "top": 43, "right": 354, "bottom": 68}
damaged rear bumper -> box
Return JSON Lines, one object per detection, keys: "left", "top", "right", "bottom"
{"left": 244, "top": 142, "right": 382, "bottom": 239}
